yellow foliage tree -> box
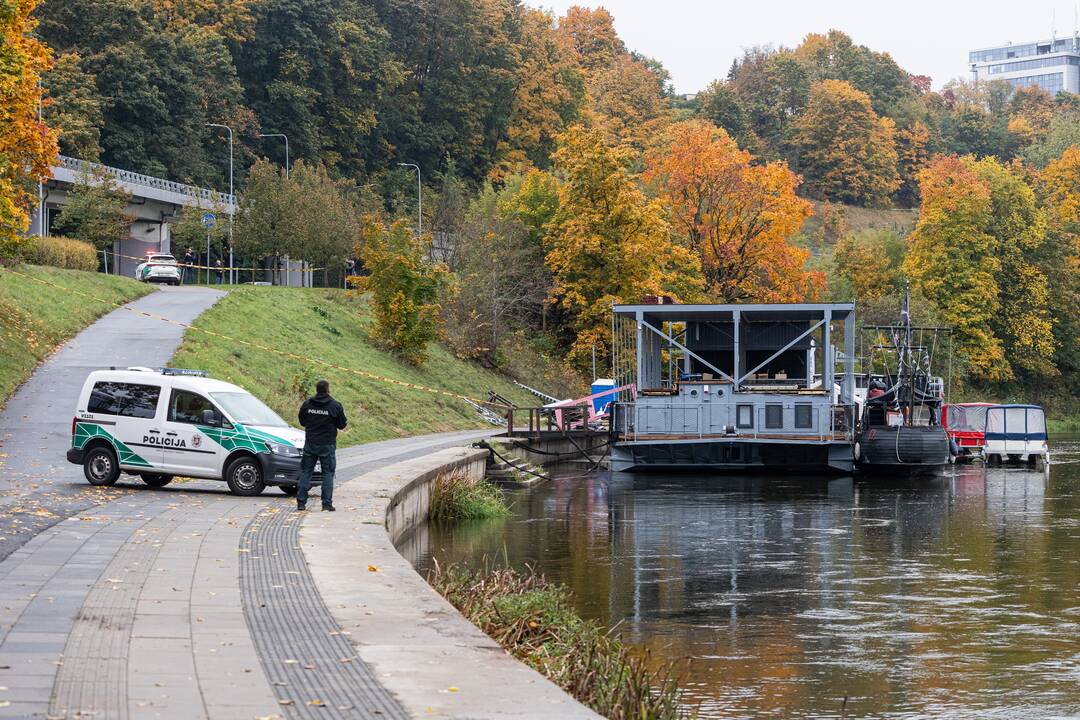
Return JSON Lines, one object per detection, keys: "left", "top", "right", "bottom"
{"left": 588, "top": 54, "right": 669, "bottom": 150}
{"left": 832, "top": 230, "right": 902, "bottom": 302}
{"left": 0, "top": 0, "right": 58, "bottom": 257}
{"left": 970, "top": 156, "right": 1056, "bottom": 378}
{"left": 555, "top": 6, "right": 625, "bottom": 77}
{"left": 792, "top": 79, "right": 900, "bottom": 207}
{"left": 1036, "top": 147, "right": 1080, "bottom": 377}
{"left": 644, "top": 120, "right": 821, "bottom": 303}
{"left": 492, "top": 7, "right": 584, "bottom": 179}
{"left": 903, "top": 156, "right": 1008, "bottom": 381}
{"left": 546, "top": 124, "right": 703, "bottom": 369}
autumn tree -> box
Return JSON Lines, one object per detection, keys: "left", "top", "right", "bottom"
{"left": 832, "top": 230, "right": 903, "bottom": 301}
{"left": 971, "top": 157, "right": 1056, "bottom": 379}
{"left": 493, "top": 7, "right": 584, "bottom": 177}
{"left": 355, "top": 218, "right": 451, "bottom": 366}
{"left": 442, "top": 180, "right": 550, "bottom": 364}
{"left": 555, "top": 6, "right": 625, "bottom": 76}
{"left": 903, "top": 156, "right": 1007, "bottom": 381}
{"left": 644, "top": 120, "right": 822, "bottom": 303}
{"left": 0, "top": 0, "right": 58, "bottom": 256}
{"left": 234, "top": 159, "right": 357, "bottom": 276}
{"left": 53, "top": 169, "right": 134, "bottom": 256}
{"left": 1037, "top": 147, "right": 1080, "bottom": 385}
{"left": 894, "top": 119, "right": 930, "bottom": 207}
{"left": 589, "top": 54, "right": 670, "bottom": 149}
{"left": 792, "top": 79, "right": 900, "bottom": 206}
{"left": 546, "top": 125, "right": 703, "bottom": 370}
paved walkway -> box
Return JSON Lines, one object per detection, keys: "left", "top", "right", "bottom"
{"left": 0, "top": 431, "right": 492, "bottom": 718}
{"left": 0, "top": 286, "right": 225, "bottom": 560}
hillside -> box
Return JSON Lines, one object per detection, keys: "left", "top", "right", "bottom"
{"left": 170, "top": 287, "right": 546, "bottom": 445}
{"left": 799, "top": 201, "right": 918, "bottom": 245}
{"left": 0, "top": 265, "right": 152, "bottom": 407}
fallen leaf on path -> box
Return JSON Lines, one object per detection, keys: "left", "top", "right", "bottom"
{"left": 367, "top": 565, "right": 378, "bottom": 572}
{"left": 278, "top": 699, "right": 294, "bottom": 706}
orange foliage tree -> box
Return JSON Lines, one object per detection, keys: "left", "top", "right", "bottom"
{"left": 546, "top": 124, "right": 703, "bottom": 369}
{"left": 1, "top": 0, "right": 58, "bottom": 257}
{"left": 644, "top": 120, "right": 822, "bottom": 303}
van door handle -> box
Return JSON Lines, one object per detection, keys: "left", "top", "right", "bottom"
{"left": 166, "top": 432, "right": 178, "bottom": 436}
{"left": 148, "top": 429, "right": 161, "bottom": 434}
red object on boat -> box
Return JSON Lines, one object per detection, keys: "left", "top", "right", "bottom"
{"left": 942, "top": 402, "right": 995, "bottom": 452}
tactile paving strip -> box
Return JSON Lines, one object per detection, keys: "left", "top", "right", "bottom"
{"left": 239, "top": 507, "right": 409, "bottom": 719}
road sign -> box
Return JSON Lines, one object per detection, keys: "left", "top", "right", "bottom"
{"left": 201, "top": 212, "right": 216, "bottom": 229}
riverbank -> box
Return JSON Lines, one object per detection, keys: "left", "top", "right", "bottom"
{"left": 300, "top": 444, "right": 602, "bottom": 719}
{"left": 170, "top": 285, "right": 541, "bottom": 444}
{"left": 0, "top": 264, "right": 152, "bottom": 408}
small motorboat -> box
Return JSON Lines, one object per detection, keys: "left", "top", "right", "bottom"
{"left": 983, "top": 404, "right": 1050, "bottom": 470}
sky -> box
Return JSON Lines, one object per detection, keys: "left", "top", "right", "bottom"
{"left": 525, "top": 0, "right": 1080, "bottom": 94}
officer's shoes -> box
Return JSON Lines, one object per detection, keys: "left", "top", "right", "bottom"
{"left": 321, "top": 504, "right": 336, "bottom": 512}
{"left": 296, "top": 503, "right": 306, "bottom": 512}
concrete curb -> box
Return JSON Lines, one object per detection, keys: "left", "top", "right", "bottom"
{"left": 301, "top": 446, "right": 602, "bottom": 719}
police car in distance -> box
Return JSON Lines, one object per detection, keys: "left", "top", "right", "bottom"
{"left": 66, "top": 368, "right": 320, "bottom": 496}
{"left": 134, "top": 254, "right": 182, "bottom": 285}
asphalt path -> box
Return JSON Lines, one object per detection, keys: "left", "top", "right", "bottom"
{"left": 0, "top": 285, "right": 225, "bottom": 561}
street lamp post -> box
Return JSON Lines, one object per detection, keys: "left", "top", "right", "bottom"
{"left": 397, "top": 162, "right": 421, "bottom": 239}
{"left": 258, "top": 133, "right": 290, "bottom": 179}
{"left": 206, "top": 123, "right": 234, "bottom": 283}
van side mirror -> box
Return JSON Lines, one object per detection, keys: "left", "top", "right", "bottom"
{"left": 202, "top": 408, "right": 219, "bottom": 427}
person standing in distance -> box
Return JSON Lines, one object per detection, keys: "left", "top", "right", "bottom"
{"left": 296, "top": 379, "right": 347, "bottom": 511}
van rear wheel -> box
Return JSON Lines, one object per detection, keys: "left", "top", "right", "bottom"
{"left": 141, "top": 473, "right": 173, "bottom": 488}
{"left": 84, "top": 447, "right": 120, "bottom": 486}
{"left": 225, "top": 456, "right": 265, "bottom": 496}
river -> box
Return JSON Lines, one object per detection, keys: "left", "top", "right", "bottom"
{"left": 398, "top": 439, "right": 1080, "bottom": 719}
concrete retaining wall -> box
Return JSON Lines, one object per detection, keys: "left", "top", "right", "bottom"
{"left": 301, "top": 446, "right": 601, "bottom": 720}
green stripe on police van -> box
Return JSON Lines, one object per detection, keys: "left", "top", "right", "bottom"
{"left": 195, "top": 424, "right": 291, "bottom": 453}
{"left": 74, "top": 422, "right": 153, "bottom": 467}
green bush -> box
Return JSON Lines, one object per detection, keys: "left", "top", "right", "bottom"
{"left": 18, "top": 235, "right": 98, "bottom": 271}
{"left": 429, "top": 471, "right": 509, "bottom": 522}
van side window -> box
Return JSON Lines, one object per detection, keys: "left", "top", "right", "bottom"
{"left": 88, "top": 382, "right": 161, "bottom": 419}
{"left": 169, "top": 390, "right": 222, "bottom": 426}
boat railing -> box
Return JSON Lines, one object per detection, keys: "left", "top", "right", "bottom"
{"left": 613, "top": 401, "right": 856, "bottom": 442}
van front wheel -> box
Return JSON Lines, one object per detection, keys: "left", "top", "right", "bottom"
{"left": 84, "top": 447, "right": 120, "bottom": 486}
{"left": 225, "top": 456, "right": 265, "bottom": 496}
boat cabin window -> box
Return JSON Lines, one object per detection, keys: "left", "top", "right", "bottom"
{"left": 1006, "top": 406, "right": 1026, "bottom": 433}
{"left": 736, "top": 404, "right": 753, "bottom": 428}
{"left": 795, "top": 404, "right": 812, "bottom": 429}
{"left": 947, "top": 405, "right": 989, "bottom": 432}
{"left": 765, "top": 404, "right": 783, "bottom": 429}
{"left": 1028, "top": 408, "right": 1046, "bottom": 435}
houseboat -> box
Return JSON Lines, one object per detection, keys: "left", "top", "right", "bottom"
{"left": 608, "top": 301, "right": 857, "bottom": 473}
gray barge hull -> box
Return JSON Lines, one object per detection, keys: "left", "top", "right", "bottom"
{"left": 611, "top": 437, "right": 854, "bottom": 474}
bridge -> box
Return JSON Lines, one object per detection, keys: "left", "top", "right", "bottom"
{"left": 30, "top": 155, "right": 244, "bottom": 279}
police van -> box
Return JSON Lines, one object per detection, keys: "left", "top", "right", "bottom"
{"left": 66, "top": 368, "right": 320, "bottom": 495}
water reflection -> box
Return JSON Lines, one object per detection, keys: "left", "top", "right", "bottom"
{"left": 401, "top": 441, "right": 1080, "bottom": 719}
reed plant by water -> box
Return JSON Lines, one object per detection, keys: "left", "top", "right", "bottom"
{"left": 428, "top": 470, "right": 510, "bottom": 522}
{"left": 428, "top": 562, "right": 689, "bottom": 720}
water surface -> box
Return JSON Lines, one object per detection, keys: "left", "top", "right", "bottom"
{"left": 399, "top": 440, "right": 1080, "bottom": 719}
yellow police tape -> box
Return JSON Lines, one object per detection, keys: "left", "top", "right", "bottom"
{"left": 3, "top": 266, "right": 498, "bottom": 410}
{"left": 105, "top": 249, "right": 329, "bottom": 273}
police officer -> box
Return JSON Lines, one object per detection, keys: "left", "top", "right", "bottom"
{"left": 182, "top": 247, "right": 195, "bottom": 284}
{"left": 296, "top": 379, "right": 347, "bottom": 511}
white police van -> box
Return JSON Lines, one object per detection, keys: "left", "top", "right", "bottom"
{"left": 66, "top": 368, "right": 319, "bottom": 495}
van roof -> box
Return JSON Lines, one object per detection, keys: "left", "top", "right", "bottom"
{"left": 85, "top": 368, "right": 247, "bottom": 395}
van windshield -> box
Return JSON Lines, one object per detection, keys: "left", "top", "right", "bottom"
{"left": 210, "top": 392, "right": 288, "bottom": 427}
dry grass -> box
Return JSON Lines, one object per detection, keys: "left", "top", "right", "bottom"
{"left": 429, "top": 563, "right": 690, "bottom": 720}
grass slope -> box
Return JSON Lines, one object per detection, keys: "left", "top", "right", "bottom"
{"left": 170, "top": 286, "right": 540, "bottom": 445}
{"left": 0, "top": 265, "right": 152, "bottom": 408}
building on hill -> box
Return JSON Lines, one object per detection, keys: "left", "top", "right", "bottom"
{"left": 969, "top": 37, "right": 1080, "bottom": 94}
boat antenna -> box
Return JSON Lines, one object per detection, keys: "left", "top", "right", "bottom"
{"left": 903, "top": 281, "right": 915, "bottom": 427}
